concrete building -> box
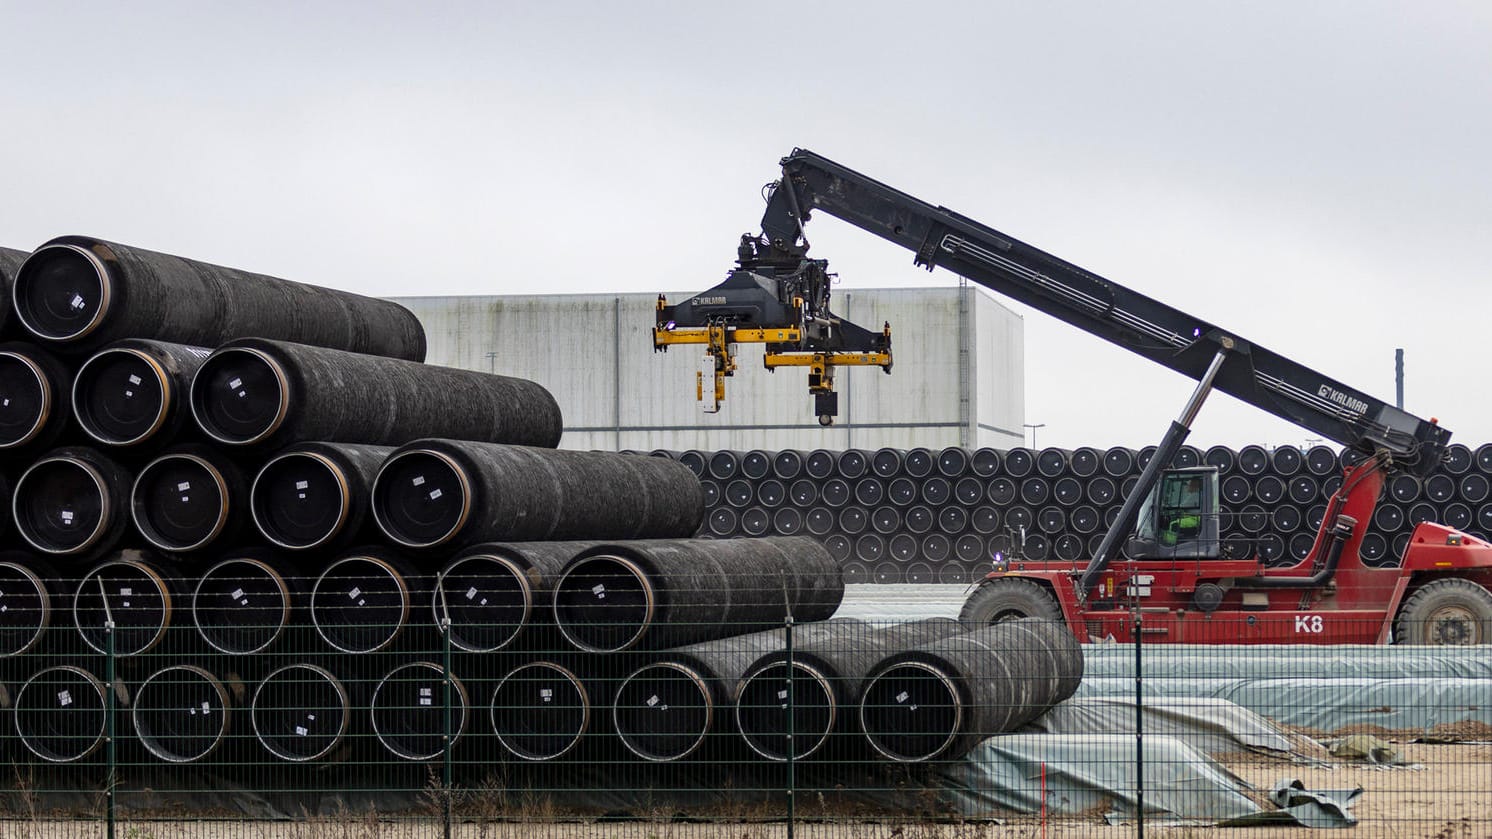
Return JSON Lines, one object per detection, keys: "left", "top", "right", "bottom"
{"left": 392, "top": 284, "right": 1024, "bottom": 452}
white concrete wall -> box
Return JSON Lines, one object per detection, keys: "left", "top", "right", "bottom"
{"left": 392, "top": 286, "right": 1023, "bottom": 452}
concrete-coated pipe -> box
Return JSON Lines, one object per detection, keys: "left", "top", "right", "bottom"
{"left": 433, "top": 541, "right": 586, "bottom": 653}
{"left": 1036, "top": 506, "right": 1066, "bottom": 535}
{"left": 803, "top": 507, "right": 834, "bottom": 536}
{"left": 250, "top": 663, "right": 352, "bottom": 763}
{"left": 740, "top": 450, "right": 771, "bottom": 480}
{"left": 132, "top": 664, "right": 237, "bottom": 763}
{"left": 1236, "top": 444, "right": 1269, "bottom": 476}
{"left": 12, "top": 235, "right": 426, "bottom": 359}
{"left": 860, "top": 618, "right": 1082, "bottom": 763}
{"left": 490, "top": 660, "right": 593, "bottom": 761}
{"left": 870, "top": 447, "right": 903, "bottom": 479}
{"left": 0, "top": 342, "right": 72, "bottom": 452}
{"left": 1101, "top": 446, "right": 1136, "bottom": 478}
{"left": 920, "top": 477, "right": 952, "bottom": 507}
{"left": 937, "top": 447, "right": 970, "bottom": 478}
{"left": 370, "top": 661, "right": 468, "bottom": 761}
{"left": 1066, "top": 447, "right": 1099, "bottom": 478}
{"left": 15, "top": 665, "right": 110, "bottom": 762}
{"left": 192, "top": 552, "right": 298, "bottom": 655}
{"left": 71, "top": 339, "right": 209, "bottom": 449}
{"left": 1053, "top": 534, "right": 1084, "bottom": 562}
{"left": 1305, "top": 445, "right": 1340, "bottom": 477}
{"left": 551, "top": 536, "right": 843, "bottom": 653}
{"left": 73, "top": 554, "right": 178, "bottom": 657}
{"left": 1408, "top": 502, "right": 1438, "bottom": 526}
{"left": 131, "top": 444, "right": 250, "bottom": 553}
{"left": 310, "top": 549, "right": 422, "bottom": 654}
{"left": 372, "top": 438, "right": 701, "bottom": 548}
{"left": 1288, "top": 532, "right": 1316, "bottom": 561}
{"left": 902, "top": 448, "right": 935, "bottom": 479}
{"left": 0, "top": 554, "right": 61, "bottom": 657}
{"left": 970, "top": 448, "right": 1002, "bottom": 478}
{"left": 968, "top": 506, "right": 999, "bottom": 535}
{"left": 250, "top": 442, "right": 392, "bottom": 551}
{"left": 1237, "top": 504, "right": 1268, "bottom": 534}
{"left": 190, "top": 338, "right": 560, "bottom": 450}
{"left": 677, "top": 450, "right": 707, "bottom": 478}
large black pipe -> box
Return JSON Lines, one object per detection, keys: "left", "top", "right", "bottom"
{"left": 1051, "top": 477, "right": 1083, "bottom": 506}
{"left": 132, "top": 664, "right": 238, "bottom": 763}
{"left": 741, "top": 450, "right": 772, "bottom": 480}
{"left": 859, "top": 618, "right": 1083, "bottom": 763}
{"left": 954, "top": 534, "right": 986, "bottom": 564}
{"left": 131, "top": 444, "right": 250, "bottom": 553}
{"left": 970, "top": 447, "right": 1002, "bottom": 478}
{"left": 804, "top": 450, "right": 836, "bottom": 479}
{"left": 15, "top": 665, "right": 110, "bottom": 762}
{"left": 1287, "top": 475, "right": 1319, "bottom": 505}
{"left": 434, "top": 541, "right": 586, "bottom": 653}
{"left": 12, "top": 235, "right": 427, "bottom": 359}
{"left": 250, "top": 663, "right": 353, "bottom": 763}
{"left": 73, "top": 553, "right": 179, "bottom": 657}
{"left": 889, "top": 534, "right": 917, "bottom": 562}
{"left": 937, "top": 447, "right": 970, "bottom": 478}
{"left": 773, "top": 507, "right": 803, "bottom": 535}
{"left": 1236, "top": 444, "right": 1269, "bottom": 476}
{"left": 1425, "top": 474, "right": 1457, "bottom": 504}
{"left": 551, "top": 536, "right": 844, "bottom": 653}
{"left": 707, "top": 450, "right": 742, "bottom": 481}
{"left": 870, "top": 447, "right": 903, "bottom": 479}
{"left": 71, "top": 339, "right": 209, "bottom": 449}
{"left": 190, "top": 338, "right": 561, "bottom": 449}
{"left": 789, "top": 478, "right": 818, "bottom": 507}
{"left": 836, "top": 449, "right": 870, "bottom": 480}
{"left": 921, "top": 533, "right": 952, "bottom": 562}
{"left": 0, "top": 342, "right": 72, "bottom": 452}
{"left": 902, "top": 448, "right": 934, "bottom": 479}
{"left": 0, "top": 246, "right": 27, "bottom": 337}
{"left": 1462, "top": 473, "right": 1490, "bottom": 505}
{"left": 0, "top": 554, "right": 62, "bottom": 657}
{"left": 1035, "top": 447, "right": 1069, "bottom": 478}
{"left": 1305, "top": 445, "right": 1340, "bottom": 477}
{"left": 192, "top": 551, "right": 299, "bottom": 655}
{"left": 372, "top": 438, "right": 702, "bottom": 548}
{"left": 612, "top": 622, "right": 853, "bottom": 762}
{"left": 734, "top": 618, "right": 963, "bottom": 761}
{"left": 310, "top": 548, "right": 424, "bottom": 654}
{"left": 740, "top": 508, "right": 771, "bottom": 537}
{"left": 15, "top": 446, "right": 132, "bottom": 560}
{"left": 855, "top": 533, "right": 886, "bottom": 563}
{"left": 757, "top": 478, "right": 788, "bottom": 507}
{"left": 954, "top": 476, "right": 983, "bottom": 505}
{"left": 1476, "top": 444, "right": 1492, "bottom": 475}
{"left": 490, "top": 660, "right": 594, "bottom": 761}
{"left": 250, "top": 442, "right": 392, "bottom": 551}
{"left": 1002, "top": 448, "right": 1034, "bottom": 478}
{"left": 1101, "top": 446, "right": 1135, "bottom": 478}
{"left": 837, "top": 506, "right": 868, "bottom": 535}
{"left": 772, "top": 449, "right": 808, "bottom": 480}
{"left": 1442, "top": 443, "right": 1473, "bottom": 475}
{"left": 1203, "top": 445, "right": 1236, "bottom": 473}
{"left": 936, "top": 506, "right": 968, "bottom": 535}
{"left": 370, "top": 661, "right": 469, "bottom": 761}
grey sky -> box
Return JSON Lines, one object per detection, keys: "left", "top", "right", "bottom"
{"left": 2, "top": 1, "right": 1487, "bottom": 449}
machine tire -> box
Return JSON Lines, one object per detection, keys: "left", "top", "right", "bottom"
{"left": 1394, "top": 578, "right": 1492, "bottom": 645}
{"left": 958, "top": 577, "right": 1062, "bottom": 627}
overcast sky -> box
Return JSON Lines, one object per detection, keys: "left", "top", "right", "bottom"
{"left": 2, "top": 1, "right": 1487, "bottom": 450}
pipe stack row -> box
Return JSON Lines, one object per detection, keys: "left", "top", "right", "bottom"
{"left": 652, "top": 442, "right": 1492, "bottom": 583}
{"left": 1, "top": 238, "right": 1079, "bottom": 799}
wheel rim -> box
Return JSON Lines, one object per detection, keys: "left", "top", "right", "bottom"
{"left": 1425, "top": 605, "right": 1481, "bottom": 645}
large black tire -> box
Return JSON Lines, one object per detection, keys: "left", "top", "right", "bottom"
{"left": 959, "top": 577, "right": 1063, "bottom": 627}
{"left": 1394, "top": 578, "right": 1492, "bottom": 645}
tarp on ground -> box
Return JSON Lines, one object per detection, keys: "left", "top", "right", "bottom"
{"left": 1025, "top": 696, "right": 1300, "bottom": 756}
{"left": 1081, "top": 643, "right": 1492, "bottom": 681}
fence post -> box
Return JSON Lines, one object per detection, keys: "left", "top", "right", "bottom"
{"left": 785, "top": 613, "right": 795, "bottom": 839}
{"left": 440, "top": 595, "right": 454, "bottom": 839}
{"left": 97, "top": 575, "right": 118, "bottom": 839}
{"left": 1134, "top": 612, "right": 1144, "bottom": 839}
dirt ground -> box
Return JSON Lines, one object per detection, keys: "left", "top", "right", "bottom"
{"left": 9, "top": 743, "right": 1490, "bottom": 839}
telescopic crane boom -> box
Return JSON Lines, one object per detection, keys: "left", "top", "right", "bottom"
{"left": 697, "top": 148, "right": 1452, "bottom": 592}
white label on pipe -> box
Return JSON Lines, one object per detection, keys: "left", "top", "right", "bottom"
{"left": 128, "top": 374, "right": 142, "bottom": 385}
{"left": 295, "top": 480, "right": 309, "bottom": 490}
{"left": 59, "top": 690, "right": 73, "bottom": 706}
{"left": 202, "top": 702, "right": 212, "bottom": 714}
{"left": 231, "top": 588, "right": 245, "bottom": 600}
{"left": 348, "top": 587, "right": 361, "bottom": 600}
{"left": 295, "top": 726, "right": 308, "bottom": 736}
{"left": 412, "top": 475, "right": 426, "bottom": 487}
{"left": 120, "top": 588, "right": 133, "bottom": 597}
{"left": 70, "top": 294, "right": 85, "bottom": 310}
{"left": 429, "top": 488, "right": 442, "bottom": 500}
{"left": 591, "top": 584, "right": 606, "bottom": 599}
{"left": 465, "top": 587, "right": 478, "bottom": 600}
{"left": 61, "top": 511, "right": 74, "bottom": 524}
{"left": 177, "top": 481, "right": 191, "bottom": 492}
{"left": 540, "top": 689, "right": 552, "bottom": 702}
{"left": 646, "top": 695, "right": 659, "bottom": 707}
{"left": 896, "top": 691, "right": 909, "bottom": 704}
{"left": 228, "top": 378, "right": 243, "bottom": 389}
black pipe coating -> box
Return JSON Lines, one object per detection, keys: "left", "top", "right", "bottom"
{"left": 370, "top": 661, "right": 469, "bottom": 761}
{"left": 73, "top": 553, "right": 178, "bottom": 657}
{"left": 860, "top": 617, "right": 1082, "bottom": 762}
{"left": 15, "top": 665, "right": 110, "bottom": 762}
{"left": 0, "top": 246, "right": 28, "bottom": 338}
{"left": 490, "top": 660, "right": 593, "bottom": 761}
{"left": 71, "top": 339, "right": 210, "bottom": 449}
{"left": 132, "top": 664, "right": 236, "bottom": 763}
{"left": 15, "top": 446, "right": 132, "bottom": 560}
{"left": 310, "top": 548, "right": 423, "bottom": 654}
{"left": 192, "top": 551, "right": 299, "bottom": 655}
{"left": 12, "top": 235, "right": 427, "bottom": 359}
{"left": 552, "top": 536, "right": 844, "bottom": 653}
{"left": 190, "top": 338, "right": 561, "bottom": 450}
{"left": 0, "top": 554, "right": 60, "bottom": 657}
{"left": 0, "top": 342, "right": 72, "bottom": 452}
{"left": 250, "top": 441, "right": 392, "bottom": 551}
{"left": 372, "top": 439, "right": 702, "bottom": 549}
{"left": 735, "top": 618, "right": 967, "bottom": 761}
{"left": 251, "top": 663, "right": 352, "bottom": 763}
{"left": 131, "top": 444, "right": 250, "bottom": 553}
{"left": 433, "top": 541, "right": 591, "bottom": 653}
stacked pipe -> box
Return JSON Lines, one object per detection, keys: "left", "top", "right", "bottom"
{"left": 654, "top": 441, "right": 1492, "bottom": 581}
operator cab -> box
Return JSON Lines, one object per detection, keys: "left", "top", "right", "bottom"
{"left": 1127, "top": 467, "right": 1221, "bottom": 560}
